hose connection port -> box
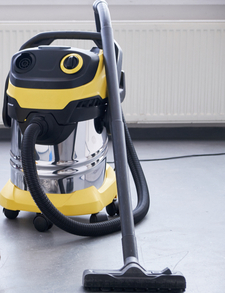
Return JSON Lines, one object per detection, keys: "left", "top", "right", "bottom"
{"left": 15, "top": 52, "right": 35, "bottom": 73}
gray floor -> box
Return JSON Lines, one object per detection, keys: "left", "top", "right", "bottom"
{"left": 0, "top": 139, "right": 225, "bottom": 293}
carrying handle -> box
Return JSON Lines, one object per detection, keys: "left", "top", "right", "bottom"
{"left": 20, "top": 31, "right": 102, "bottom": 50}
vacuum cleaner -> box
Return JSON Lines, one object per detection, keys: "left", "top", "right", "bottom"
{"left": 0, "top": 0, "right": 186, "bottom": 291}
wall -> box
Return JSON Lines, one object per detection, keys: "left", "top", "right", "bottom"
{"left": 0, "top": 1, "right": 225, "bottom": 127}
{"left": 0, "top": 1, "right": 225, "bottom": 21}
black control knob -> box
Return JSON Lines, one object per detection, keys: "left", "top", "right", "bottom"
{"left": 60, "top": 53, "right": 83, "bottom": 74}
{"left": 63, "top": 55, "right": 78, "bottom": 70}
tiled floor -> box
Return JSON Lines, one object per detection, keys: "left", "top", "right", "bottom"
{"left": 0, "top": 139, "right": 225, "bottom": 292}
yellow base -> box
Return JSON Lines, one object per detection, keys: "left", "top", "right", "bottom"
{"left": 0, "top": 164, "right": 117, "bottom": 216}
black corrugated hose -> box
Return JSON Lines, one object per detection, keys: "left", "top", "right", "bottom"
{"left": 21, "top": 116, "right": 150, "bottom": 236}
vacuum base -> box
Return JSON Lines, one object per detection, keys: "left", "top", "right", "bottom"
{"left": 83, "top": 262, "right": 186, "bottom": 292}
{"left": 0, "top": 164, "right": 117, "bottom": 216}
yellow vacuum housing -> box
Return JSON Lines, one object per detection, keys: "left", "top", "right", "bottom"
{"left": 0, "top": 44, "right": 118, "bottom": 229}
{"left": 6, "top": 46, "right": 108, "bottom": 144}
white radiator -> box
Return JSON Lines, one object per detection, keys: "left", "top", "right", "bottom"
{"left": 0, "top": 21, "right": 225, "bottom": 125}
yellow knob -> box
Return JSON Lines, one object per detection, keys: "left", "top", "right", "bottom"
{"left": 60, "top": 53, "right": 83, "bottom": 74}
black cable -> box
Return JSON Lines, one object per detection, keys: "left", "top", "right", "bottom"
{"left": 139, "top": 152, "right": 225, "bottom": 162}
{"left": 108, "top": 152, "right": 225, "bottom": 164}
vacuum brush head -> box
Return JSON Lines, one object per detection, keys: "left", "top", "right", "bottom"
{"left": 83, "top": 262, "right": 186, "bottom": 292}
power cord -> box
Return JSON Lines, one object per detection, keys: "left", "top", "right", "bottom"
{"left": 107, "top": 152, "right": 225, "bottom": 163}
{"left": 139, "top": 152, "right": 225, "bottom": 162}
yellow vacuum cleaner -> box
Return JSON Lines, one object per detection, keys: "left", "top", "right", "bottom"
{"left": 0, "top": 0, "right": 186, "bottom": 291}
{"left": 1, "top": 45, "right": 118, "bottom": 229}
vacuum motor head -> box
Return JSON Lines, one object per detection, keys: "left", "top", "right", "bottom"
{"left": 5, "top": 45, "right": 108, "bottom": 144}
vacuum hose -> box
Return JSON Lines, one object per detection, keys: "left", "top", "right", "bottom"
{"left": 21, "top": 117, "right": 150, "bottom": 236}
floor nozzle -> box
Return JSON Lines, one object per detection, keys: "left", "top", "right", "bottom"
{"left": 83, "top": 261, "right": 186, "bottom": 292}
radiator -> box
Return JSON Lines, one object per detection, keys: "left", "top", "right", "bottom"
{"left": 0, "top": 21, "right": 225, "bottom": 125}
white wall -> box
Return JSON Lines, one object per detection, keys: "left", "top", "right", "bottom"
{"left": 0, "top": 1, "right": 225, "bottom": 126}
{"left": 0, "top": 1, "right": 225, "bottom": 21}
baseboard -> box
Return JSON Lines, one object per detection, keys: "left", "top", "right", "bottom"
{"left": 127, "top": 126, "right": 225, "bottom": 140}
{"left": 0, "top": 127, "right": 11, "bottom": 141}
{"left": 1, "top": 125, "right": 225, "bottom": 141}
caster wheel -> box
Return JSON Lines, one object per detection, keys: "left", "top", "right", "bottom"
{"left": 48, "top": 221, "right": 53, "bottom": 230}
{"left": 90, "top": 212, "right": 108, "bottom": 223}
{"left": 33, "top": 214, "right": 53, "bottom": 232}
{"left": 106, "top": 200, "right": 119, "bottom": 217}
{"left": 3, "top": 208, "right": 20, "bottom": 219}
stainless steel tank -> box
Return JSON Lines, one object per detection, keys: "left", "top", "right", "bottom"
{"left": 10, "top": 119, "right": 108, "bottom": 194}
